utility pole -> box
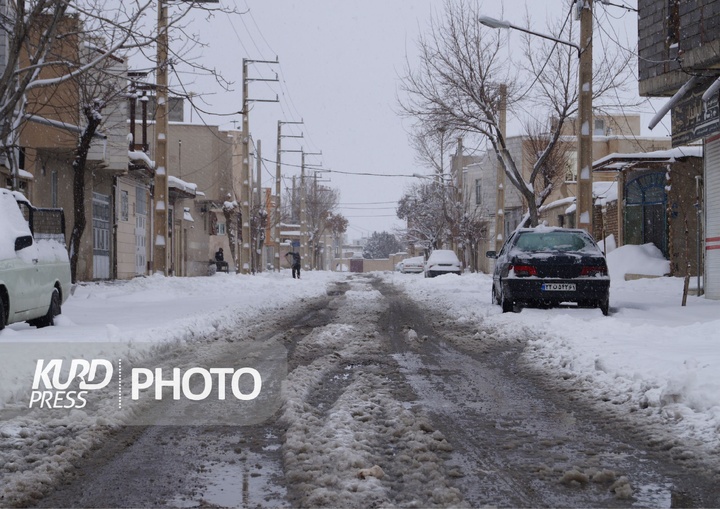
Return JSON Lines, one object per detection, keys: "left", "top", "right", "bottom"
{"left": 300, "top": 151, "right": 322, "bottom": 271}
{"left": 495, "top": 84, "right": 507, "bottom": 253}
{"left": 300, "top": 151, "right": 307, "bottom": 269}
{"left": 577, "top": 0, "right": 594, "bottom": 234}
{"left": 240, "top": 57, "right": 278, "bottom": 274}
{"left": 255, "top": 139, "right": 262, "bottom": 273}
{"left": 153, "top": 0, "right": 169, "bottom": 275}
{"left": 276, "top": 120, "right": 303, "bottom": 271}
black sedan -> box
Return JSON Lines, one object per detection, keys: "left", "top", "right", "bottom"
{"left": 486, "top": 227, "right": 610, "bottom": 315}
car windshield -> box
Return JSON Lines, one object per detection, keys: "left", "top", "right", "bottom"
{"left": 513, "top": 231, "right": 590, "bottom": 253}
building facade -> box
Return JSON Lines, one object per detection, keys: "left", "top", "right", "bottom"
{"left": 638, "top": 0, "right": 720, "bottom": 297}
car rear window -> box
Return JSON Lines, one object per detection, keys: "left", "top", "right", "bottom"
{"left": 514, "top": 232, "right": 591, "bottom": 252}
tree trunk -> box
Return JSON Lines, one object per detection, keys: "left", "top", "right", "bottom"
{"left": 69, "top": 107, "right": 102, "bottom": 283}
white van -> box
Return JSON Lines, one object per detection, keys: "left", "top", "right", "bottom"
{"left": 0, "top": 188, "right": 71, "bottom": 330}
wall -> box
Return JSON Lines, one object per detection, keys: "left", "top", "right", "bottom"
{"left": 639, "top": 0, "right": 720, "bottom": 95}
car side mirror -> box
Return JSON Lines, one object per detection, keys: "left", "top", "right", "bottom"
{"left": 485, "top": 250, "right": 497, "bottom": 259}
{"left": 15, "top": 235, "right": 33, "bottom": 251}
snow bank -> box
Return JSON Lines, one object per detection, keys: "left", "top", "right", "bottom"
{"left": 386, "top": 247, "right": 720, "bottom": 463}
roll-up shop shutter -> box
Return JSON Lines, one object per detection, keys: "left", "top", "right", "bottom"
{"left": 705, "top": 135, "right": 720, "bottom": 299}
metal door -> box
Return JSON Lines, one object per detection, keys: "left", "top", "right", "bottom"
{"left": 135, "top": 186, "right": 147, "bottom": 275}
{"left": 92, "top": 192, "right": 110, "bottom": 279}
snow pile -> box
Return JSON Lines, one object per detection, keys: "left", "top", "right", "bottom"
{"left": 606, "top": 243, "right": 670, "bottom": 280}
{"left": 386, "top": 249, "right": 720, "bottom": 465}
{"left": 0, "top": 270, "right": 342, "bottom": 506}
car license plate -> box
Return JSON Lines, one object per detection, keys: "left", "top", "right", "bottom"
{"left": 541, "top": 283, "right": 576, "bottom": 291}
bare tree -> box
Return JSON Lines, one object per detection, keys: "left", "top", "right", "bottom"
{"left": 12, "top": 1, "right": 241, "bottom": 280}
{"left": 409, "top": 123, "right": 455, "bottom": 178}
{"left": 399, "top": 0, "right": 632, "bottom": 226}
{"left": 397, "top": 181, "right": 450, "bottom": 252}
{"left": 307, "top": 181, "right": 339, "bottom": 269}
{"left": 523, "top": 120, "right": 572, "bottom": 208}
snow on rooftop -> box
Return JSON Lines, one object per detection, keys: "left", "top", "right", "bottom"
{"left": 168, "top": 175, "right": 198, "bottom": 194}
{"left": 128, "top": 150, "right": 155, "bottom": 169}
{"left": 594, "top": 145, "right": 703, "bottom": 169}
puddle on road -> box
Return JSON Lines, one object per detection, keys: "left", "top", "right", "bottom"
{"left": 168, "top": 449, "right": 286, "bottom": 508}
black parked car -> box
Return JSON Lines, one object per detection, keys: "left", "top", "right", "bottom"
{"left": 486, "top": 227, "right": 610, "bottom": 315}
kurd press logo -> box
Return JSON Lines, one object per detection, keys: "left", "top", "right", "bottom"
{"left": 1, "top": 341, "right": 286, "bottom": 426}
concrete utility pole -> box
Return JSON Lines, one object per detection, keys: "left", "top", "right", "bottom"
{"left": 153, "top": 0, "right": 219, "bottom": 275}
{"left": 300, "top": 151, "right": 321, "bottom": 271}
{"left": 255, "top": 139, "right": 262, "bottom": 272}
{"left": 275, "top": 120, "right": 303, "bottom": 272}
{"left": 153, "top": 0, "right": 169, "bottom": 275}
{"left": 300, "top": 151, "right": 307, "bottom": 269}
{"left": 240, "top": 57, "right": 278, "bottom": 274}
{"left": 275, "top": 122, "right": 281, "bottom": 272}
{"left": 577, "top": 0, "right": 594, "bottom": 234}
{"left": 241, "top": 59, "right": 251, "bottom": 274}
{"left": 495, "top": 84, "right": 507, "bottom": 253}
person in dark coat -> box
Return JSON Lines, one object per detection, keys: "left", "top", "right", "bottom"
{"left": 214, "top": 248, "right": 228, "bottom": 272}
{"left": 285, "top": 251, "right": 301, "bottom": 279}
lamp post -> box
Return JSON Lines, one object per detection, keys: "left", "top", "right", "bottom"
{"left": 479, "top": 3, "right": 594, "bottom": 234}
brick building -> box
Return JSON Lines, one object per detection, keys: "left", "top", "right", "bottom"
{"left": 638, "top": 0, "right": 720, "bottom": 297}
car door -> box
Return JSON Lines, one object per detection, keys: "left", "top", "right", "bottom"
{"left": 0, "top": 233, "right": 42, "bottom": 322}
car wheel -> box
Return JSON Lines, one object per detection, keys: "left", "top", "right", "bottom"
{"left": 32, "top": 288, "right": 61, "bottom": 328}
{"left": 492, "top": 285, "right": 499, "bottom": 305}
{"left": 500, "top": 288, "right": 514, "bottom": 313}
{"left": 598, "top": 297, "right": 610, "bottom": 316}
{"left": 0, "top": 296, "right": 5, "bottom": 331}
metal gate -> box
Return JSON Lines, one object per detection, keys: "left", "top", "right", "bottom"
{"left": 92, "top": 192, "right": 111, "bottom": 279}
{"left": 624, "top": 171, "right": 668, "bottom": 257}
{"left": 705, "top": 136, "right": 720, "bottom": 299}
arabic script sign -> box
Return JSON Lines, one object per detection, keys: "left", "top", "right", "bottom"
{"left": 672, "top": 80, "right": 720, "bottom": 146}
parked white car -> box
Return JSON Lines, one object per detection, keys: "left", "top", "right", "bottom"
{"left": 401, "top": 256, "right": 425, "bottom": 274}
{"left": 424, "top": 249, "right": 462, "bottom": 277}
{"left": 0, "top": 188, "right": 71, "bottom": 330}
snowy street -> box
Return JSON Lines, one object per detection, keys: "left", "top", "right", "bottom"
{"left": 1, "top": 248, "right": 720, "bottom": 507}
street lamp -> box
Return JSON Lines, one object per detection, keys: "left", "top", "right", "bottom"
{"left": 479, "top": 3, "right": 594, "bottom": 235}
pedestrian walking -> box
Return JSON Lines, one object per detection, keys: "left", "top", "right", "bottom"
{"left": 285, "top": 251, "right": 301, "bottom": 279}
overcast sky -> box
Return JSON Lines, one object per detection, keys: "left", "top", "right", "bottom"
{"left": 170, "top": 0, "right": 663, "bottom": 242}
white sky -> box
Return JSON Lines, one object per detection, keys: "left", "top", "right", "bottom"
{"left": 165, "top": 0, "right": 665, "bottom": 242}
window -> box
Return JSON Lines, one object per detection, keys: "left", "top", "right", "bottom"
{"left": 565, "top": 150, "right": 578, "bottom": 182}
{"left": 217, "top": 222, "right": 226, "bottom": 235}
{"left": 475, "top": 179, "right": 482, "bottom": 205}
{"left": 120, "top": 190, "right": 129, "bottom": 221}
{"left": 594, "top": 119, "right": 605, "bottom": 136}
{"left": 135, "top": 186, "right": 147, "bottom": 215}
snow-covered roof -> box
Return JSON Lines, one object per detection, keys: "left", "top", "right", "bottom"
{"left": 128, "top": 150, "right": 155, "bottom": 169}
{"left": 594, "top": 146, "right": 702, "bottom": 172}
{"left": 593, "top": 181, "right": 618, "bottom": 205}
{"left": 168, "top": 176, "right": 197, "bottom": 199}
